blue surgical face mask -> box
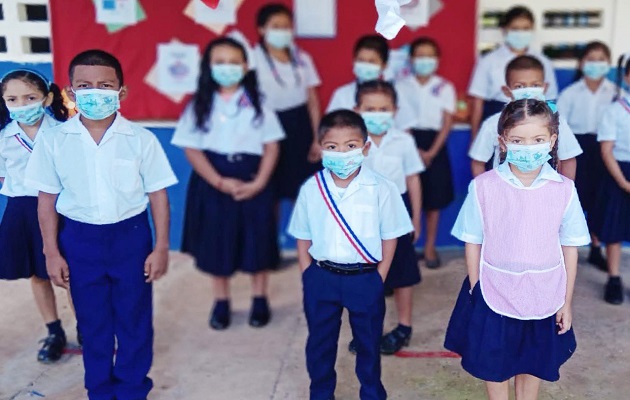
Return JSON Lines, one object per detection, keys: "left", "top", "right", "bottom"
{"left": 505, "top": 142, "right": 552, "bottom": 172}
{"left": 413, "top": 57, "right": 438, "bottom": 77}
{"left": 511, "top": 87, "right": 545, "bottom": 101}
{"left": 74, "top": 88, "right": 120, "bottom": 121}
{"left": 265, "top": 29, "right": 293, "bottom": 49}
{"left": 322, "top": 148, "right": 364, "bottom": 179}
{"left": 353, "top": 62, "right": 381, "bottom": 83}
{"left": 211, "top": 64, "right": 244, "bottom": 87}
{"left": 505, "top": 30, "right": 533, "bottom": 51}
{"left": 582, "top": 61, "right": 610, "bottom": 81}
{"left": 7, "top": 101, "right": 45, "bottom": 125}
{"left": 361, "top": 111, "right": 394, "bottom": 135}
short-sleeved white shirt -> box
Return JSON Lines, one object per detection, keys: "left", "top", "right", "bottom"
{"left": 288, "top": 166, "right": 413, "bottom": 264}
{"left": 171, "top": 88, "right": 285, "bottom": 155}
{"left": 253, "top": 45, "right": 321, "bottom": 112}
{"left": 598, "top": 98, "right": 630, "bottom": 162}
{"left": 557, "top": 79, "right": 617, "bottom": 134}
{"left": 468, "top": 111, "right": 582, "bottom": 165}
{"left": 0, "top": 114, "right": 60, "bottom": 197}
{"left": 396, "top": 75, "right": 456, "bottom": 130}
{"left": 468, "top": 44, "right": 558, "bottom": 102}
{"left": 24, "top": 113, "right": 178, "bottom": 225}
{"left": 363, "top": 128, "right": 425, "bottom": 194}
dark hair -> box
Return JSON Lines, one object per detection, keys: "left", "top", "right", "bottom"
{"left": 0, "top": 70, "right": 69, "bottom": 131}
{"left": 615, "top": 53, "right": 630, "bottom": 100}
{"left": 69, "top": 49, "right": 124, "bottom": 86}
{"left": 574, "top": 41, "right": 611, "bottom": 82}
{"left": 318, "top": 109, "right": 368, "bottom": 143}
{"left": 505, "top": 55, "right": 545, "bottom": 83}
{"left": 355, "top": 80, "right": 398, "bottom": 107}
{"left": 354, "top": 35, "right": 389, "bottom": 64}
{"left": 497, "top": 99, "right": 559, "bottom": 169}
{"left": 193, "top": 37, "right": 263, "bottom": 132}
{"left": 409, "top": 36, "right": 441, "bottom": 57}
{"left": 499, "top": 6, "right": 535, "bottom": 28}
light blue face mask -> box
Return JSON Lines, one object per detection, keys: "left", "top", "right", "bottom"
{"left": 74, "top": 88, "right": 120, "bottom": 121}
{"left": 511, "top": 87, "right": 545, "bottom": 101}
{"left": 265, "top": 29, "right": 293, "bottom": 49}
{"left": 413, "top": 57, "right": 438, "bottom": 77}
{"left": 361, "top": 111, "right": 394, "bottom": 135}
{"left": 353, "top": 62, "right": 381, "bottom": 83}
{"left": 582, "top": 61, "right": 610, "bottom": 81}
{"left": 322, "top": 148, "right": 364, "bottom": 179}
{"left": 7, "top": 101, "right": 45, "bottom": 125}
{"left": 505, "top": 142, "right": 551, "bottom": 172}
{"left": 211, "top": 64, "right": 244, "bottom": 87}
{"left": 505, "top": 30, "right": 533, "bottom": 51}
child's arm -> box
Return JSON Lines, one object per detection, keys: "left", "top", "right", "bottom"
{"left": 465, "top": 243, "right": 481, "bottom": 289}
{"left": 405, "top": 174, "right": 422, "bottom": 242}
{"left": 471, "top": 160, "right": 486, "bottom": 177}
{"left": 144, "top": 189, "right": 170, "bottom": 282}
{"left": 421, "top": 111, "right": 453, "bottom": 167}
{"left": 296, "top": 239, "right": 313, "bottom": 273}
{"left": 557, "top": 246, "right": 578, "bottom": 334}
{"left": 306, "top": 88, "right": 321, "bottom": 163}
{"left": 469, "top": 97, "right": 484, "bottom": 142}
{"left": 601, "top": 141, "right": 630, "bottom": 192}
{"left": 37, "top": 191, "right": 69, "bottom": 289}
{"left": 234, "top": 141, "right": 279, "bottom": 201}
{"left": 557, "top": 157, "right": 577, "bottom": 181}
{"left": 184, "top": 148, "right": 242, "bottom": 195}
{"left": 378, "top": 238, "right": 397, "bottom": 281}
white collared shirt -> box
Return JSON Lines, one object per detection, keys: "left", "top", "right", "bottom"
{"left": 396, "top": 74, "right": 456, "bottom": 130}
{"left": 0, "top": 114, "right": 60, "bottom": 197}
{"left": 469, "top": 111, "right": 582, "bottom": 165}
{"left": 598, "top": 98, "right": 630, "bottom": 162}
{"left": 25, "top": 113, "right": 178, "bottom": 225}
{"left": 557, "top": 79, "right": 617, "bottom": 134}
{"left": 468, "top": 44, "right": 558, "bottom": 102}
{"left": 452, "top": 162, "right": 589, "bottom": 246}
{"left": 288, "top": 167, "right": 413, "bottom": 264}
{"left": 363, "top": 128, "right": 425, "bottom": 194}
{"left": 253, "top": 45, "right": 321, "bottom": 112}
{"left": 171, "top": 88, "right": 285, "bottom": 155}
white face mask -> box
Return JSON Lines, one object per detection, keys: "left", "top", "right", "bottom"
{"left": 322, "top": 148, "right": 365, "bottom": 179}
{"left": 505, "top": 30, "right": 533, "bottom": 51}
{"left": 511, "top": 87, "right": 545, "bottom": 101}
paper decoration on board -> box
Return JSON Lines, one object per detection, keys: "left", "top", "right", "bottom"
{"left": 200, "top": 0, "right": 220, "bottom": 8}
{"left": 194, "top": 0, "right": 235, "bottom": 25}
{"left": 92, "top": 0, "right": 145, "bottom": 33}
{"left": 144, "top": 40, "right": 200, "bottom": 103}
{"left": 295, "top": 0, "right": 336, "bottom": 38}
{"left": 226, "top": 30, "right": 257, "bottom": 70}
{"left": 183, "top": 0, "right": 244, "bottom": 35}
{"left": 375, "top": 0, "right": 410, "bottom": 40}
{"left": 401, "top": 0, "right": 443, "bottom": 30}
{"left": 95, "top": 0, "right": 138, "bottom": 25}
{"left": 382, "top": 45, "right": 411, "bottom": 80}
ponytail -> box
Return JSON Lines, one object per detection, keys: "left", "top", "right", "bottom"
{"left": 48, "top": 83, "right": 69, "bottom": 122}
{"left": 0, "top": 98, "right": 10, "bottom": 131}
{"left": 616, "top": 53, "right": 630, "bottom": 100}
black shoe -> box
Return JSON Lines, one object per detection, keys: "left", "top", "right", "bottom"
{"left": 380, "top": 327, "right": 411, "bottom": 355}
{"left": 587, "top": 247, "right": 608, "bottom": 271}
{"left": 348, "top": 339, "right": 357, "bottom": 354}
{"left": 604, "top": 277, "right": 624, "bottom": 305}
{"left": 37, "top": 333, "right": 67, "bottom": 363}
{"left": 425, "top": 256, "right": 442, "bottom": 270}
{"left": 249, "top": 297, "right": 271, "bottom": 328}
{"left": 209, "top": 301, "right": 231, "bottom": 330}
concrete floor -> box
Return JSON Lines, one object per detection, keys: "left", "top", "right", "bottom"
{"left": 1, "top": 249, "right": 629, "bottom": 400}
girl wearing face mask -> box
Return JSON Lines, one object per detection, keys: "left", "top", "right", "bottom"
{"left": 468, "top": 6, "right": 558, "bottom": 142}
{"left": 447, "top": 99, "right": 589, "bottom": 400}
{"left": 0, "top": 69, "right": 72, "bottom": 363}
{"left": 556, "top": 41, "right": 616, "bottom": 272}
{"left": 172, "top": 38, "right": 285, "bottom": 330}
{"left": 396, "top": 37, "right": 456, "bottom": 270}
{"left": 253, "top": 3, "right": 322, "bottom": 202}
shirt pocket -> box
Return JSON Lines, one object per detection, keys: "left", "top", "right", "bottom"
{"left": 112, "top": 159, "right": 141, "bottom": 193}
{"left": 352, "top": 204, "right": 377, "bottom": 239}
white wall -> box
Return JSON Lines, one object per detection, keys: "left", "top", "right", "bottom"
{"left": 0, "top": 0, "right": 51, "bottom": 62}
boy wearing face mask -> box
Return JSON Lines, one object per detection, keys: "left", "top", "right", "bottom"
{"left": 470, "top": 55, "right": 582, "bottom": 180}
{"left": 25, "top": 49, "right": 177, "bottom": 400}
{"left": 288, "top": 109, "right": 412, "bottom": 400}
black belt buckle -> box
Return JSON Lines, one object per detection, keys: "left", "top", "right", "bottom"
{"left": 317, "top": 260, "right": 376, "bottom": 275}
{"left": 226, "top": 153, "right": 243, "bottom": 163}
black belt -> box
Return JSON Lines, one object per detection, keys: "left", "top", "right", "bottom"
{"left": 316, "top": 260, "right": 377, "bottom": 275}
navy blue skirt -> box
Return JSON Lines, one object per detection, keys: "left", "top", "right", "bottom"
{"left": 574, "top": 134, "right": 605, "bottom": 223}
{"left": 410, "top": 129, "right": 454, "bottom": 210}
{"left": 385, "top": 193, "right": 421, "bottom": 289}
{"left": 592, "top": 161, "right": 630, "bottom": 243}
{"left": 0, "top": 196, "right": 48, "bottom": 280}
{"left": 482, "top": 100, "right": 506, "bottom": 122}
{"left": 181, "top": 151, "right": 279, "bottom": 277}
{"left": 444, "top": 278, "right": 576, "bottom": 382}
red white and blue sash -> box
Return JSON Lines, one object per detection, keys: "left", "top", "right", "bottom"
{"left": 14, "top": 135, "right": 33, "bottom": 153}
{"left": 315, "top": 170, "right": 378, "bottom": 264}
{"left": 619, "top": 97, "right": 630, "bottom": 114}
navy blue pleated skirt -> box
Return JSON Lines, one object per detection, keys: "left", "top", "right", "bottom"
{"left": 181, "top": 151, "right": 279, "bottom": 277}
{"left": 385, "top": 193, "right": 421, "bottom": 289}
{"left": 410, "top": 129, "right": 454, "bottom": 210}
{"left": 0, "top": 196, "right": 48, "bottom": 280}
{"left": 444, "top": 278, "right": 576, "bottom": 382}
{"left": 592, "top": 161, "right": 630, "bottom": 243}
{"left": 574, "top": 134, "right": 605, "bottom": 221}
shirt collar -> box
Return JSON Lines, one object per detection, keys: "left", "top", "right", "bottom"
{"left": 322, "top": 164, "right": 378, "bottom": 199}
{"left": 2, "top": 114, "right": 55, "bottom": 138}
{"left": 496, "top": 161, "right": 563, "bottom": 188}
{"left": 61, "top": 112, "right": 135, "bottom": 136}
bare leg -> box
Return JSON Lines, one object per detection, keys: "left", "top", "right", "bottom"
{"left": 606, "top": 243, "right": 621, "bottom": 276}
{"left": 394, "top": 286, "right": 413, "bottom": 327}
{"left": 212, "top": 276, "right": 230, "bottom": 300}
{"left": 514, "top": 374, "right": 541, "bottom": 400}
{"left": 252, "top": 271, "right": 269, "bottom": 297}
{"left": 30, "top": 276, "right": 59, "bottom": 324}
{"left": 485, "top": 380, "right": 509, "bottom": 400}
{"left": 424, "top": 210, "right": 440, "bottom": 260}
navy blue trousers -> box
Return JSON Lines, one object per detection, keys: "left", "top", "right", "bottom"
{"left": 60, "top": 212, "right": 153, "bottom": 400}
{"left": 302, "top": 261, "right": 386, "bottom": 400}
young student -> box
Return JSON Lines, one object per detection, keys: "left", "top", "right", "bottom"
{"left": 469, "top": 55, "right": 582, "bottom": 180}
{"left": 395, "top": 37, "right": 456, "bottom": 269}
{"left": 0, "top": 69, "right": 71, "bottom": 363}
{"left": 288, "top": 110, "right": 412, "bottom": 400}
{"left": 446, "top": 99, "right": 589, "bottom": 400}
{"left": 253, "top": 3, "right": 321, "bottom": 201}
{"left": 172, "top": 37, "right": 284, "bottom": 329}
{"left": 25, "top": 50, "right": 178, "bottom": 400}
{"left": 592, "top": 53, "right": 630, "bottom": 305}
{"left": 557, "top": 41, "right": 616, "bottom": 271}
{"left": 468, "top": 5, "right": 558, "bottom": 141}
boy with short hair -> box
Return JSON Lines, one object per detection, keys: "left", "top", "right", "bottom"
{"left": 25, "top": 49, "right": 178, "bottom": 400}
{"left": 288, "top": 109, "right": 412, "bottom": 400}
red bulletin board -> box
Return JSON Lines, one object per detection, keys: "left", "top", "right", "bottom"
{"left": 49, "top": 0, "right": 476, "bottom": 121}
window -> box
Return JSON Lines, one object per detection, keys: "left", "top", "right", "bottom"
{"left": 0, "top": 37, "right": 6, "bottom": 53}
{"left": 28, "top": 37, "right": 50, "bottom": 54}
{"left": 25, "top": 4, "right": 48, "bottom": 21}
{"left": 0, "top": 4, "right": 4, "bottom": 21}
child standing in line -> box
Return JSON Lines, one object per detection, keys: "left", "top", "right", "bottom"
{"left": 288, "top": 110, "right": 412, "bottom": 400}
{"left": 172, "top": 38, "right": 285, "bottom": 329}
{"left": 0, "top": 69, "right": 72, "bottom": 363}
{"left": 396, "top": 37, "right": 456, "bottom": 269}
{"left": 557, "top": 41, "right": 616, "bottom": 271}
{"left": 446, "top": 99, "right": 589, "bottom": 400}
{"left": 25, "top": 50, "right": 178, "bottom": 400}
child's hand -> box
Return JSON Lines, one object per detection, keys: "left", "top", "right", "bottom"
{"left": 144, "top": 248, "right": 169, "bottom": 283}
{"left": 233, "top": 180, "right": 264, "bottom": 201}
{"left": 307, "top": 141, "right": 322, "bottom": 163}
{"left": 419, "top": 150, "right": 434, "bottom": 168}
{"left": 412, "top": 219, "right": 422, "bottom": 242}
{"left": 218, "top": 178, "right": 243, "bottom": 196}
{"left": 46, "top": 253, "right": 70, "bottom": 289}
{"left": 556, "top": 304, "right": 572, "bottom": 334}
{"left": 623, "top": 180, "right": 630, "bottom": 194}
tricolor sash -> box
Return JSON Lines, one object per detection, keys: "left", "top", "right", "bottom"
{"left": 14, "top": 135, "right": 33, "bottom": 153}
{"left": 619, "top": 97, "right": 630, "bottom": 114}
